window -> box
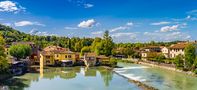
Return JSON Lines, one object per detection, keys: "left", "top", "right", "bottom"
{"left": 46, "top": 56, "right": 50, "bottom": 59}
{"left": 68, "top": 55, "right": 71, "bottom": 58}
{"left": 65, "top": 55, "right": 67, "bottom": 58}
{"left": 56, "top": 54, "right": 59, "bottom": 57}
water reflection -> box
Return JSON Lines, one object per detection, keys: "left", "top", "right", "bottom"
{"left": 1, "top": 66, "right": 114, "bottom": 90}
{"left": 98, "top": 67, "right": 113, "bottom": 86}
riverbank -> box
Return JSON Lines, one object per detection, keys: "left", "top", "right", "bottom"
{"left": 138, "top": 61, "right": 196, "bottom": 76}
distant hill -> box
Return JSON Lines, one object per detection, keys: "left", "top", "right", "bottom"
{"left": 0, "top": 24, "right": 30, "bottom": 44}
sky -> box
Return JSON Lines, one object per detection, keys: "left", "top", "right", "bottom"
{"left": 0, "top": 0, "right": 197, "bottom": 43}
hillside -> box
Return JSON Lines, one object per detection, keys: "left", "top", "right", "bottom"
{"left": 0, "top": 24, "right": 93, "bottom": 51}
{"left": 0, "top": 24, "right": 30, "bottom": 44}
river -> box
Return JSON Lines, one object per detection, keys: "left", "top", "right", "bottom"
{"left": 1, "top": 63, "right": 197, "bottom": 90}
{"left": 115, "top": 62, "right": 197, "bottom": 90}
{"left": 0, "top": 66, "right": 140, "bottom": 90}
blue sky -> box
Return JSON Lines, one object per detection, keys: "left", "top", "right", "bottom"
{"left": 0, "top": 0, "right": 197, "bottom": 42}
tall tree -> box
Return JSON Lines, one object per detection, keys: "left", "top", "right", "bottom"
{"left": 97, "top": 31, "right": 114, "bottom": 56}
{"left": 0, "top": 35, "right": 9, "bottom": 73}
{"left": 184, "top": 44, "right": 196, "bottom": 70}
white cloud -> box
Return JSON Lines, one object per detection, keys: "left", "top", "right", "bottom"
{"left": 186, "top": 15, "right": 191, "bottom": 19}
{"left": 2, "top": 23, "right": 12, "bottom": 26}
{"left": 0, "top": 1, "right": 25, "bottom": 13}
{"left": 91, "top": 31, "right": 103, "bottom": 35}
{"left": 111, "top": 32, "right": 137, "bottom": 42}
{"left": 67, "top": 0, "right": 94, "bottom": 8}
{"left": 169, "top": 32, "right": 181, "bottom": 36}
{"left": 84, "top": 3, "right": 94, "bottom": 8}
{"left": 91, "top": 31, "right": 103, "bottom": 37}
{"left": 29, "top": 29, "right": 39, "bottom": 35}
{"left": 160, "top": 25, "right": 179, "bottom": 32}
{"left": 143, "top": 32, "right": 149, "bottom": 35}
{"left": 151, "top": 21, "right": 171, "bottom": 25}
{"left": 109, "top": 26, "right": 129, "bottom": 33}
{"left": 187, "top": 9, "right": 197, "bottom": 16}
{"left": 126, "top": 22, "right": 133, "bottom": 26}
{"left": 15, "top": 21, "right": 45, "bottom": 27}
{"left": 78, "top": 19, "right": 96, "bottom": 28}
{"left": 167, "top": 32, "right": 191, "bottom": 40}
{"left": 111, "top": 33, "right": 136, "bottom": 38}
{"left": 186, "top": 15, "right": 197, "bottom": 21}
{"left": 186, "top": 35, "right": 191, "bottom": 39}
{"left": 144, "top": 31, "right": 191, "bottom": 41}
{"left": 172, "top": 10, "right": 197, "bottom": 21}
{"left": 109, "top": 22, "right": 133, "bottom": 33}
{"left": 64, "top": 27, "right": 78, "bottom": 30}
{"left": 29, "top": 29, "right": 57, "bottom": 36}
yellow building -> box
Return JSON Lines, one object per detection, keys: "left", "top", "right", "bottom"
{"left": 40, "top": 46, "right": 79, "bottom": 66}
{"left": 97, "top": 55, "right": 110, "bottom": 65}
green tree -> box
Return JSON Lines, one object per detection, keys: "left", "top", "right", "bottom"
{"left": 0, "top": 35, "right": 9, "bottom": 73}
{"left": 74, "top": 42, "right": 82, "bottom": 52}
{"left": 155, "top": 54, "right": 165, "bottom": 64}
{"left": 91, "top": 37, "right": 101, "bottom": 52}
{"left": 97, "top": 31, "right": 114, "bottom": 56}
{"left": 109, "top": 58, "right": 117, "bottom": 67}
{"left": 9, "top": 44, "right": 31, "bottom": 60}
{"left": 123, "top": 47, "right": 135, "bottom": 58}
{"left": 174, "top": 54, "right": 184, "bottom": 68}
{"left": 194, "top": 57, "right": 197, "bottom": 68}
{"left": 80, "top": 46, "right": 91, "bottom": 56}
{"left": 184, "top": 44, "right": 196, "bottom": 70}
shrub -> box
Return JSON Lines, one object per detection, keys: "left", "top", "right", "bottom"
{"left": 109, "top": 58, "right": 117, "bottom": 67}
{"left": 194, "top": 69, "right": 197, "bottom": 74}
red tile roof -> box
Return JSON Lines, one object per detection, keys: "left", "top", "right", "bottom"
{"left": 169, "top": 43, "right": 188, "bottom": 49}
{"left": 41, "top": 46, "right": 73, "bottom": 55}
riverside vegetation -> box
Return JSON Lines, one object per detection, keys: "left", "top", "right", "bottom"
{"left": 0, "top": 23, "right": 197, "bottom": 76}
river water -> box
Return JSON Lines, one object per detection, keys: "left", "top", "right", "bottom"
{"left": 115, "top": 62, "right": 197, "bottom": 90}
{"left": 1, "top": 63, "right": 197, "bottom": 90}
{"left": 0, "top": 66, "right": 140, "bottom": 90}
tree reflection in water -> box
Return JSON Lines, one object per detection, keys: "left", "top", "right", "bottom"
{"left": 98, "top": 67, "right": 113, "bottom": 87}
{"left": 2, "top": 66, "right": 114, "bottom": 90}
{"left": 1, "top": 78, "right": 30, "bottom": 90}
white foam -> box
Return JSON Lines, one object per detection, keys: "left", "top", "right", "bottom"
{"left": 114, "top": 66, "right": 149, "bottom": 72}
{"left": 114, "top": 66, "right": 148, "bottom": 82}
{"left": 115, "top": 70, "right": 126, "bottom": 73}
{"left": 121, "top": 66, "right": 149, "bottom": 70}
{"left": 121, "top": 73, "right": 146, "bottom": 82}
